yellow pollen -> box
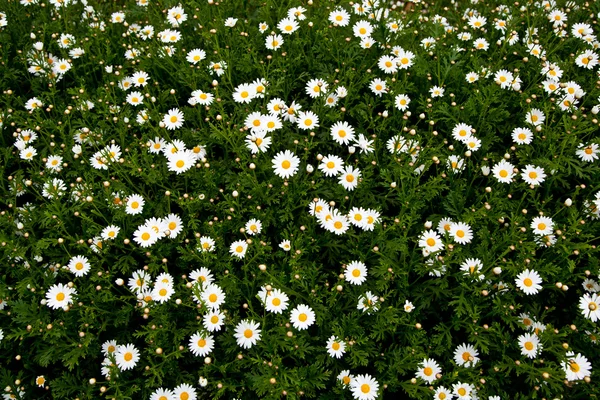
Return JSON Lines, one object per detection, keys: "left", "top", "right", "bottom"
{"left": 244, "top": 329, "right": 253, "bottom": 338}
{"left": 197, "top": 339, "right": 206, "bottom": 347}
{"left": 361, "top": 384, "right": 370, "bottom": 393}
{"left": 523, "top": 278, "right": 533, "bottom": 287}
{"left": 529, "top": 172, "right": 537, "bottom": 179}
{"left": 211, "top": 315, "right": 219, "bottom": 323}
{"left": 426, "top": 238, "right": 436, "bottom": 246}
{"left": 75, "top": 262, "right": 84, "bottom": 270}
{"left": 272, "top": 298, "right": 281, "bottom": 306}
{"left": 462, "top": 352, "right": 471, "bottom": 361}
{"left": 56, "top": 292, "right": 65, "bottom": 301}
{"left": 141, "top": 232, "right": 150, "bottom": 241}
{"left": 176, "top": 160, "right": 184, "bottom": 168}
{"left": 458, "top": 388, "right": 467, "bottom": 396}
{"left": 326, "top": 161, "right": 335, "bottom": 169}
{"left": 524, "top": 342, "right": 534, "bottom": 350}
{"left": 334, "top": 221, "right": 342, "bottom": 229}
{"left": 124, "top": 352, "right": 133, "bottom": 361}
{"left": 332, "top": 342, "right": 340, "bottom": 350}
{"left": 423, "top": 367, "right": 433, "bottom": 376}
{"left": 499, "top": 170, "right": 508, "bottom": 178}
{"left": 241, "top": 91, "right": 249, "bottom": 98}
{"left": 236, "top": 245, "right": 243, "bottom": 253}
{"left": 352, "top": 269, "right": 361, "bottom": 277}
{"left": 346, "top": 175, "right": 354, "bottom": 182}
{"left": 282, "top": 160, "right": 291, "bottom": 169}
{"left": 170, "top": 116, "right": 178, "bottom": 123}
{"left": 304, "top": 119, "right": 312, "bottom": 126}
{"left": 159, "top": 288, "right": 167, "bottom": 296}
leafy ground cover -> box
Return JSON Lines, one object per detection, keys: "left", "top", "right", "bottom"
{"left": 1, "top": 0, "right": 600, "bottom": 399}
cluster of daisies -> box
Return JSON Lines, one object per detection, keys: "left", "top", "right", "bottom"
{"left": 307, "top": 198, "right": 381, "bottom": 235}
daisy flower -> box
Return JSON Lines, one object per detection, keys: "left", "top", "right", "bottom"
{"left": 131, "top": 71, "right": 150, "bottom": 87}
{"left": 363, "top": 209, "right": 380, "bottom": 232}
{"left": 326, "top": 336, "right": 346, "bottom": 359}
{"left": 233, "top": 83, "right": 256, "bottom": 104}
{"left": 167, "top": 150, "right": 195, "bottom": 174}
{"left": 394, "top": 94, "right": 410, "bottom": 111}
{"left": 115, "top": 344, "right": 140, "bottom": 371}
{"left": 262, "top": 288, "right": 289, "bottom": 314}
{"left": 319, "top": 155, "right": 345, "bottom": 177}
{"left": 460, "top": 258, "right": 484, "bottom": 280}
{"left": 330, "top": 121, "right": 355, "bottom": 145}
{"left": 68, "top": 255, "right": 91, "bottom": 277}
{"left": 296, "top": 110, "right": 319, "bottom": 130}
{"left": 45, "top": 283, "right": 76, "bottom": 310}
{"left": 465, "top": 136, "right": 481, "bottom": 151}
{"left": 473, "top": 38, "right": 489, "bottom": 50}
{"left": 447, "top": 155, "right": 465, "bottom": 173}
{"left": 272, "top": 150, "right": 300, "bottom": 179}
{"left": 357, "top": 291, "right": 379, "bottom": 314}
{"left": 396, "top": 49, "right": 415, "bottom": 69}
{"left": 335, "top": 370, "right": 353, "bottom": 387}
{"left": 563, "top": 352, "right": 592, "bottom": 381}
{"left": 369, "top": 78, "right": 387, "bottom": 96}
{"left": 579, "top": 293, "right": 600, "bottom": 322}
{"left": 190, "top": 90, "right": 214, "bottom": 106}
{"left": 201, "top": 283, "right": 226, "bottom": 310}
{"left": 350, "top": 374, "right": 379, "bottom": 400}
{"left": 449, "top": 222, "right": 473, "bottom": 244}
{"left": 290, "top": 304, "right": 316, "bottom": 330}
{"left": 353, "top": 20, "right": 373, "bottom": 38}
{"left": 339, "top": 166, "right": 361, "bottom": 191}
{"left": 163, "top": 108, "right": 184, "bottom": 130}
{"left": 305, "top": 78, "right": 328, "bottom": 98}
{"left": 576, "top": 143, "right": 599, "bottom": 162}
{"left": 278, "top": 17, "right": 299, "bottom": 34}
{"left": 403, "top": 300, "right": 414, "bottom": 312}
{"left": 492, "top": 160, "right": 515, "bottom": 183}
{"left": 188, "top": 332, "right": 214, "bottom": 357}
{"left": 203, "top": 310, "right": 225, "bottom": 332}
{"left": 415, "top": 358, "right": 441, "bottom": 383}
{"left": 186, "top": 48, "right": 206, "bottom": 64}
{"left": 152, "top": 283, "right": 174, "bottom": 303}
{"left": 418, "top": 230, "right": 444, "bottom": 253}
{"left": 198, "top": 236, "right": 215, "bottom": 252}
{"left": 452, "top": 123, "right": 473, "bottom": 142}
{"left": 518, "top": 332, "right": 541, "bottom": 359}
{"left": 101, "top": 225, "right": 120, "bottom": 240}
{"left": 150, "top": 388, "right": 175, "bottom": 400}
{"left": 229, "top": 240, "right": 248, "bottom": 259}
{"left": 515, "top": 269, "right": 543, "bottom": 295}
{"left": 279, "top": 240, "right": 292, "bottom": 251}
{"left": 245, "top": 218, "right": 262, "bottom": 235}
{"left": 525, "top": 108, "right": 545, "bottom": 126}
{"left": 329, "top": 8, "right": 350, "bottom": 26}
{"left": 453, "top": 381, "right": 476, "bottom": 399}
{"left": 133, "top": 224, "right": 159, "bottom": 248}
{"left": 378, "top": 55, "right": 398, "bottom": 74}
{"left": 530, "top": 216, "right": 553, "bottom": 235}
{"left": 521, "top": 165, "right": 546, "bottom": 186}
{"left": 512, "top": 127, "right": 533, "bottom": 145}
{"left": 433, "top": 387, "right": 452, "bottom": 400}
{"left": 575, "top": 50, "right": 599, "bottom": 69}
{"left": 245, "top": 131, "right": 272, "bottom": 154}
{"left": 173, "top": 384, "right": 197, "bottom": 400}
{"left": 234, "top": 319, "right": 261, "bottom": 349}
{"left": 453, "top": 343, "right": 480, "bottom": 367}
{"left": 265, "top": 33, "right": 283, "bottom": 50}
{"left": 466, "top": 72, "right": 479, "bottom": 83}
{"left": 345, "top": 261, "right": 368, "bottom": 285}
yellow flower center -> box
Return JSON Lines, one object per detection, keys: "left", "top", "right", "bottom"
{"left": 197, "top": 339, "right": 206, "bottom": 347}
{"left": 211, "top": 315, "right": 219, "bottom": 323}
{"left": 272, "top": 298, "right": 281, "bottom": 306}
{"left": 236, "top": 245, "right": 243, "bottom": 253}
{"left": 361, "top": 384, "right": 370, "bottom": 393}
{"left": 499, "top": 170, "right": 508, "bottom": 178}
{"left": 142, "top": 233, "right": 150, "bottom": 241}
{"left": 426, "top": 238, "right": 435, "bottom": 246}
{"left": 332, "top": 342, "right": 340, "bottom": 350}
{"left": 423, "top": 367, "right": 433, "bottom": 376}
{"left": 124, "top": 352, "right": 133, "bottom": 362}
{"left": 352, "top": 269, "right": 361, "bottom": 277}
{"left": 209, "top": 293, "right": 218, "bottom": 303}
{"left": 282, "top": 160, "right": 291, "bottom": 169}
{"left": 334, "top": 221, "right": 343, "bottom": 229}
{"left": 346, "top": 175, "right": 354, "bottom": 182}
{"left": 458, "top": 388, "right": 467, "bottom": 396}
{"left": 159, "top": 288, "right": 167, "bottom": 296}
{"left": 56, "top": 292, "right": 65, "bottom": 301}
{"left": 523, "top": 278, "right": 533, "bottom": 287}
{"left": 524, "top": 342, "right": 534, "bottom": 350}
{"left": 298, "top": 313, "right": 307, "bottom": 322}
{"left": 244, "top": 329, "right": 253, "bottom": 338}
{"left": 176, "top": 160, "right": 184, "bottom": 168}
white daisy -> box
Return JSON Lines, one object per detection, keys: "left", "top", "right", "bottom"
{"left": 344, "top": 261, "right": 368, "bottom": 285}
{"left": 188, "top": 332, "right": 214, "bottom": 357}
{"left": 115, "top": 344, "right": 140, "bottom": 371}
{"left": 234, "top": 319, "right": 261, "bottom": 349}
{"left": 68, "top": 255, "right": 91, "bottom": 277}
{"left": 290, "top": 304, "right": 316, "bottom": 330}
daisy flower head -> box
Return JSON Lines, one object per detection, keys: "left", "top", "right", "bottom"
{"left": 186, "top": 48, "right": 206, "bottom": 64}
{"left": 201, "top": 283, "right": 226, "bottom": 310}
{"left": 563, "top": 352, "right": 592, "bottom": 381}
{"left": 369, "top": 78, "right": 386, "bottom": 96}
{"left": 152, "top": 282, "right": 174, "bottom": 303}
{"left": 258, "top": 21, "right": 269, "bottom": 32}
{"left": 492, "top": 159, "right": 515, "bottom": 183}
{"left": 403, "top": 300, "right": 414, "bottom": 312}
{"left": 512, "top": 127, "right": 533, "bottom": 145}
{"left": 167, "top": 150, "right": 195, "bottom": 175}
{"left": 208, "top": 60, "right": 227, "bottom": 76}
{"left": 245, "top": 218, "right": 262, "bottom": 235}
{"left": 429, "top": 85, "right": 445, "bottom": 98}
{"left": 245, "top": 131, "right": 272, "bottom": 154}
{"left": 265, "top": 33, "right": 283, "bottom": 50}
{"left": 575, "top": 50, "right": 599, "bottom": 69}
{"left": 396, "top": 49, "right": 415, "bottom": 69}
{"left": 454, "top": 343, "right": 480, "bottom": 367}
{"left": 518, "top": 332, "right": 541, "bottom": 359}
{"left": 45, "top": 283, "right": 76, "bottom": 310}
{"left": 234, "top": 319, "right": 261, "bottom": 349}
{"left": 339, "top": 166, "right": 361, "bottom": 191}
{"left": 203, "top": 310, "right": 225, "bottom": 332}
{"left": 378, "top": 55, "right": 398, "bottom": 74}
{"left": 353, "top": 20, "right": 373, "bottom": 38}
{"left": 190, "top": 90, "right": 214, "bottom": 106}
{"left": 126, "top": 194, "right": 145, "bottom": 215}
{"left": 418, "top": 229, "right": 444, "bottom": 253}
{"left": 576, "top": 142, "right": 599, "bottom": 162}
{"left": 394, "top": 94, "right": 410, "bottom": 111}
{"left": 68, "top": 255, "right": 91, "bottom": 277}
{"left": 326, "top": 336, "right": 346, "bottom": 358}
{"left": 447, "top": 155, "right": 465, "bottom": 173}
{"left": 579, "top": 293, "right": 600, "bottom": 322}
{"left": 318, "top": 154, "right": 345, "bottom": 177}
{"left": 521, "top": 165, "right": 546, "bottom": 186}
{"left": 330, "top": 121, "right": 355, "bottom": 145}
{"left": 131, "top": 71, "right": 150, "bottom": 87}
{"left": 363, "top": 209, "right": 380, "bottom": 232}
{"left": 473, "top": 38, "right": 489, "bottom": 50}
{"left": 162, "top": 108, "right": 184, "bottom": 130}
{"left": 415, "top": 358, "right": 441, "bottom": 383}
{"left": 279, "top": 239, "right": 291, "bottom": 251}
{"left": 173, "top": 384, "right": 197, "bottom": 400}
{"left": 450, "top": 222, "right": 473, "bottom": 244}
{"left": 452, "top": 123, "right": 473, "bottom": 142}
{"left": 350, "top": 374, "right": 379, "bottom": 400}
{"left": 530, "top": 216, "right": 553, "bottom": 235}
{"left": 278, "top": 17, "right": 299, "bottom": 34}
{"left": 296, "top": 110, "right": 319, "bottom": 130}
{"left": 305, "top": 78, "right": 328, "bottom": 98}
{"left": 515, "top": 269, "right": 543, "bottom": 295}
{"left": 338, "top": 370, "right": 354, "bottom": 386}
{"left": 261, "top": 288, "right": 289, "bottom": 314}
{"left": 460, "top": 258, "right": 484, "bottom": 280}
{"left": 357, "top": 291, "right": 379, "bottom": 314}
{"left": 433, "top": 386, "right": 452, "bottom": 400}
{"left": 272, "top": 150, "right": 300, "bottom": 179}
{"left": 348, "top": 207, "right": 367, "bottom": 228}
{"left": 345, "top": 261, "right": 368, "bottom": 285}
{"left": 150, "top": 388, "right": 175, "bottom": 400}
{"left": 526, "top": 108, "right": 545, "bottom": 126}
{"left": 133, "top": 224, "right": 159, "bottom": 248}
{"left": 453, "top": 381, "right": 476, "bottom": 399}
{"left": 233, "top": 83, "right": 256, "bottom": 104}
{"left": 229, "top": 240, "right": 248, "bottom": 259}
{"left": 188, "top": 332, "right": 214, "bottom": 357}
{"left": 324, "top": 93, "right": 339, "bottom": 107}
{"left": 115, "top": 344, "right": 140, "bottom": 371}
{"left": 329, "top": 8, "right": 350, "bottom": 26}
{"left": 290, "top": 304, "right": 316, "bottom": 330}
{"left": 466, "top": 72, "right": 479, "bottom": 83}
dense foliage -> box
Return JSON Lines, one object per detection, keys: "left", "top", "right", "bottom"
{"left": 1, "top": 0, "right": 600, "bottom": 399}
